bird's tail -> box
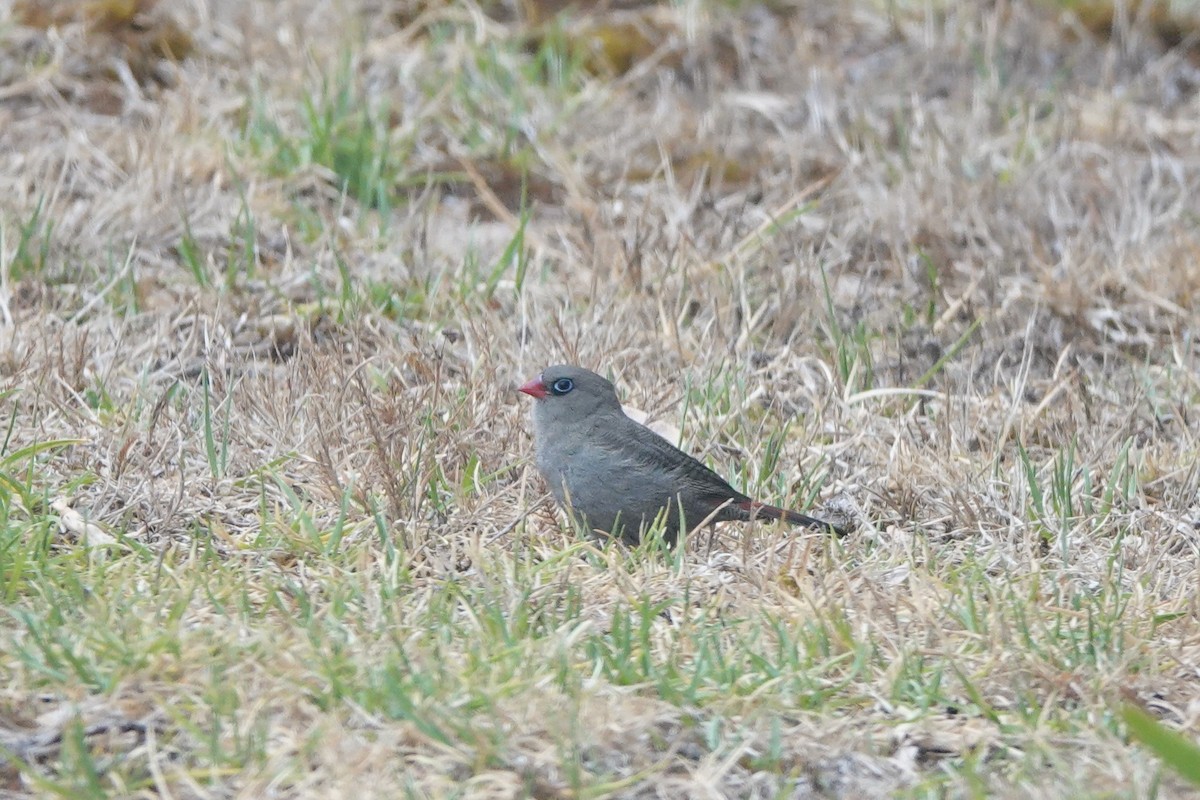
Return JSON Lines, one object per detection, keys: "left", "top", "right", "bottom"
{"left": 737, "top": 500, "right": 848, "bottom": 536}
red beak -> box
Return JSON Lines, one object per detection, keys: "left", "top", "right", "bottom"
{"left": 518, "top": 376, "right": 548, "bottom": 399}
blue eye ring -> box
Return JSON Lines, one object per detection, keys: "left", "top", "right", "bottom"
{"left": 551, "top": 378, "right": 574, "bottom": 395}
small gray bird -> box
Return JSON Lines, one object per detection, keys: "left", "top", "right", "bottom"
{"left": 519, "top": 365, "right": 846, "bottom": 545}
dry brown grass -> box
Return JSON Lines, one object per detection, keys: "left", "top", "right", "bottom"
{"left": 2, "top": 0, "right": 1200, "bottom": 797}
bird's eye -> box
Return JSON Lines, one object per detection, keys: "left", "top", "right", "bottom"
{"left": 551, "top": 378, "right": 574, "bottom": 395}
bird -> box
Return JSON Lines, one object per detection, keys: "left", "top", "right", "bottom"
{"left": 518, "top": 364, "right": 847, "bottom": 546}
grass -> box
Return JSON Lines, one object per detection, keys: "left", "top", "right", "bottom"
{"left": 242, "top": 56, "right": 406, "bottom": 216}
{"left": 2, "top": 197, "right": 56, "bottom": 281}
{"left": 1, "top": 0, "right": 1200, "bottom": 797}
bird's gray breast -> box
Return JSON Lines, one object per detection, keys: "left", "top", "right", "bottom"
{"left": 533, "top": 412, "right": 676, "bottom": 534}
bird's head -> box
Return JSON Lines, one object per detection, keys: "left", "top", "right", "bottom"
{"left": 518, "top": 365, "right": 622, "bottom": 423}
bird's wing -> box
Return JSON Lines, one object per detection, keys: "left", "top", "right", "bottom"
{"left": 593, "top": 412, "right": 750, "bottom": 505}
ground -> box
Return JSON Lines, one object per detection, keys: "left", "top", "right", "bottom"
{"left": 1, "top": 0, "right": 1199, "bottom": 797}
